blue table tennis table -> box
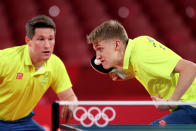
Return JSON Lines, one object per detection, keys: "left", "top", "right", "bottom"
{"left": 60, "top": 124, "right": 196, "bottom": 131}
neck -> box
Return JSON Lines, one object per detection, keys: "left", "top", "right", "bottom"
{"left": 34, "top": 62, "right": 44, "bottom": 69}
{"left": 31, "top": 58, "right": 44, "bottom": 71}
{"left": 28, "top": 47, "right": 44, "bottom": 70}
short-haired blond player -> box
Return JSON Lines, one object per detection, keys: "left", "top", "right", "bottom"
{"left": 87, "top": 20, "right": 196, "bottom": 125}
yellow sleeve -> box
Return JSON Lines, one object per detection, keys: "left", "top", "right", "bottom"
{"left": 51, "top": 56, "right": 72, "bottom": 93}
{"left": 134, "top": 36, "right": 181, "bottom": 79}
{"left": 0, "top": 51, "right": 7, "bottom": 78}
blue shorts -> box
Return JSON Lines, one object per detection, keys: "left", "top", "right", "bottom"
{"left": 151, "top": 105, "right": 196, "bottom": 125}
{"left": 0, "top": 112, "right": 44, "bottom": 131}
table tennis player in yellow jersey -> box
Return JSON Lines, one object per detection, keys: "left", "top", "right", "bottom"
{"left": 0, "top": 15, "right": 77, "bottom": 130}
{"left": 87, "top": 20, "right": 196, "bottom": 125}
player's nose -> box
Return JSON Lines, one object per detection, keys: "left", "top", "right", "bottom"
{"left": 43, "top": 40, "right": 50, "bottom": 48}
{"left": 96, "top": 55, "right": 101, "bottom": 60}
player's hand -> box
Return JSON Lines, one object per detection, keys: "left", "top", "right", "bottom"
{"left": 109, "top": 72, "right": 123, "bottom": 81}
{"left": 62, "top": 105, "right": 77, "bottom": 123}
{"left": 151, "top": 94, "right": 174, "bottom": 111}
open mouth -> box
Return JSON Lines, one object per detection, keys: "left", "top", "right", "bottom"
{"left": 43, "top": 51, "right": 50, "bottom": 53}
{"left": 42, "top": 51, "right": 50, "bottom": 55}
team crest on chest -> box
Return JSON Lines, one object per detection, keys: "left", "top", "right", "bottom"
{"left": 40, "top": 74, "right": 48, "bottom": 85}
{"left": 16, "top": 73, "right": 23, "bottom": 79}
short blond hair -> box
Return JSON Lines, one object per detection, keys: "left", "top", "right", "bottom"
{"left": 87, "top": 20, "right": 128, "bottom": 45}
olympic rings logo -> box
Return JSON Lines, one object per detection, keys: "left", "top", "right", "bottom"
{"left": 73, "top": 106, "right": 116, "bottom": 127}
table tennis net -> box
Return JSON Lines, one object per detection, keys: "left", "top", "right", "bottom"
{"left": 52, "top": 101, "right": 196, "bottom": 131}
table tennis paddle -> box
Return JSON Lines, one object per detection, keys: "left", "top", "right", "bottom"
{"left": 90, "top": 56, "right": 126, "bottom": 79}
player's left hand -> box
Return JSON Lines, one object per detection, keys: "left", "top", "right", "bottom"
{"left": 151, "top": 94, "right": 175, "bottom": 111}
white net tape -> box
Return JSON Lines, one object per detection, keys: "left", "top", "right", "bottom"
{"left": 56, "top": 100, "right": 196, "bottom": 106}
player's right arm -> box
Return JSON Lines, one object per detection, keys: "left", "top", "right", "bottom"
{"left": 50, "top": 55, "right": 78, "bottom": 123}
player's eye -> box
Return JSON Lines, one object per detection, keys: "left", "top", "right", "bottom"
{"left": 97, "top": 47, "right": 103, "bottom": 52}
{"left": 49, "top": 38, "right": 54, "bottom": 41}
{"left": 38, "top": 38, "right": 44, "bottom": 41}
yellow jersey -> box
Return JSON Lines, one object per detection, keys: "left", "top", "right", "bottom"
{"left": 0, "top": 45, "right": 72, "bottom": 121}
{"left": 123, "top": 36, "right": 196, "bottom": 101}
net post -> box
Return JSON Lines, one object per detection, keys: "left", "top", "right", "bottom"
{"left": 52, "top": 101, "right": 59, "bottom": 131}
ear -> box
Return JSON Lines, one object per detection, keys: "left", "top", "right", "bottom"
{"left": 25, "top": 36, "right": 31, "bottom": 45}
{"left": 114, "top": 40, "right": 121, "bottom": 51}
